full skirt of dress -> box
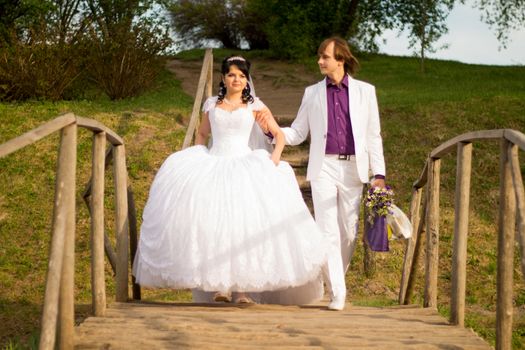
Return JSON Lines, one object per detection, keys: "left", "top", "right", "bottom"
{"left": 133, "top": 145, "right": 327, "bottom": 294}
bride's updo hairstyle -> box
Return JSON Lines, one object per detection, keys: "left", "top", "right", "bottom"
{"left": 218, "top": 55, "right": 254, "bottom": 104}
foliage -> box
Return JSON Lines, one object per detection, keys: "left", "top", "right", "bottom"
{"left": 169, "top": 0, "right": 245, "bottom": 49}
{"left": 474, "top": 0, "right": 525, "bottom": 47}
{"left": 0, "top": 0, "right": 53, "bottom": 45}
{"left": 0, "top": 1, "right": 87, "bottom": 100}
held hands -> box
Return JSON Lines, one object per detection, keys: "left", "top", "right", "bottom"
{"left": 255, "top": 109, "right": 273, "bottom": 133}
{"left": 255, "top": 107, "right": 282, "bottom": 166}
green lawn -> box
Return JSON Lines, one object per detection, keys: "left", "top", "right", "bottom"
{"left": 1, "top": 52, "right": 524, "bottom": 349}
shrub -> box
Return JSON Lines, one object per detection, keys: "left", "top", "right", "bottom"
{"left": 0, "top": 30, "right": 83, "bottom": 101}
{"left": 85, "top": 21, "right": 171, "bottom": 100}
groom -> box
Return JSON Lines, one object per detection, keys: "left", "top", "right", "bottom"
{"left": 260, "top": 37, "right": 386, "bottom": 310}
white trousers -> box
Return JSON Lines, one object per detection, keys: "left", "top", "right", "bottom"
{"left": 310, "top": 155, "right": 363, "bottom": 298}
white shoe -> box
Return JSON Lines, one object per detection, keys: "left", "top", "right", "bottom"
{"left": 327, "top": 295, "right": 346, "bottom": 311}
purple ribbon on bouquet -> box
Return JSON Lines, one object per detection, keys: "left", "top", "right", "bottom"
{"left": 365, "top": 215, "right": 389, "bottom": 252}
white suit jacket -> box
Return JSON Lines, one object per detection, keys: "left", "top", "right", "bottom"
{"left": 281, "top": 75, "right": 385, "bottom": 183}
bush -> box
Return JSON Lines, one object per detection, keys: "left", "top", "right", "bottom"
{"left": 0, "top": 31, "right": 83, "bottom": 101}
{"left": 0, "top": 0, "right": 173, "bottom": 101}
{"left": 85, "top": 22, "right": 171, "bottom": 100}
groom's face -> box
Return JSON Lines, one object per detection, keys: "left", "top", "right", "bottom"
{"left": 317, "top": 42, "right": 344, "bottom": 77}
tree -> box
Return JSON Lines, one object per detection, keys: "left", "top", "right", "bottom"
{"left": 169, "top": 0, "right": 245, "bottom": 49}
{"left": 396, "top": 0, "right": 455, "bottom": 72}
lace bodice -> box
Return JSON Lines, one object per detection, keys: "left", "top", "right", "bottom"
{"left": 203, "top": 97, "right": 266, "bottom": 156}
{"left": 208, "top": 107, "right": 255, "bottom": 156}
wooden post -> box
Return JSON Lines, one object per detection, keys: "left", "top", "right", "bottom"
{"left": 128, "top": 188, "right": 141, "bottom": 300}
{"left": 91, "top": 132, "right": 106, "bottom": 316}
{"left": 509, "top": 144, "right": 525, "bottom": 279}
{"left": 206, "top": 50, "right": 213, "bottom": 99}
{"left": 113, "top": 144, "right": 129, "bottom": 302}
{"left": 39, "top": 123, "right": 76, "bottom": 350}
{"left": 399, "top": 187, "right": 422, "bottom": 304}
{"left": 184, "top": 48, "right": 213, "bottom": 148}
{"left": 82, "top": 195, "right": 117, "bottom": 274}
{"left": 405, "top": 196, "right": 427, "bottom": 304}
{"left": 424, "top": 158, "right": 440, "bottom": 308}
{"left": 496, "top": 139, "right": 516, "bottom": 350}
{"left": 450, "top": 142, "right": 472, "bottom": 326}
{"left": 58, "top": 124, "right": 77, "bottom": 350}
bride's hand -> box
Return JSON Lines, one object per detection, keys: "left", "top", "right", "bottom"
{"left": 270, "top": 152, "right": 280, "bottom": 166}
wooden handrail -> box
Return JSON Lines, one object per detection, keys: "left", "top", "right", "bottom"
{"left": 412, "top": 129, "right": 525, "bottom": 189}
{"left": 0, "top": 113, "right": 76, "bottom": 158}
{"left": 504, "top": 129, "right": 525, "bottom": 150}
{"left": 0, "top": 115, "right": 136, "bottom": 349}
{"left": 76, "top": 117, "right": 124, "bottom": 145}
{"left": 430, "top": 129, "right": 505, "bottom": 159}
{"left": 400, "top": 128, "right": 525, "bottom": 350}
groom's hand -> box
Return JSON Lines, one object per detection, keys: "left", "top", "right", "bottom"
{"left": 371, "top": 178, "right": 386, "bottom": 189}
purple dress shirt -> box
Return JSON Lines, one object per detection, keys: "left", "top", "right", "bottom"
{"left": 325, "top": 76, "right": 385, "bottom": 180}
{"left": 325, "top": 75, "right": 353, "bottom": 155}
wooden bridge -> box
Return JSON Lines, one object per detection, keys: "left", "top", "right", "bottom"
{"left": 1, "top": 49, "right": 524, "bottom": 349}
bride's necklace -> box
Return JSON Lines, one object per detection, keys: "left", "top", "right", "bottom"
{"left": 223, "top": 97, "right": 244, "bottom": 107}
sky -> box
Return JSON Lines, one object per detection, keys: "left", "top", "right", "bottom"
{"left": 377, "top": 1, "right": 525, "bottom": 66}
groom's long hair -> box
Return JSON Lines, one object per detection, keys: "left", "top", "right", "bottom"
{"left": 318, "top": 37, "right": 360, "bottom": 76}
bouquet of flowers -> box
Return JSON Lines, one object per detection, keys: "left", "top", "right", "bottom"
{"left": 364, "top": 185, "right": 394, "bottom": 252}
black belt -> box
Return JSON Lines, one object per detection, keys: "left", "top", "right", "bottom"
{"left": 337, "top": 154, "right": 354, "bottom": 160}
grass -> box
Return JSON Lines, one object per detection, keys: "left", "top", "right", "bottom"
{"left": 1, "top": 51, "right": 524, "bottom": 348}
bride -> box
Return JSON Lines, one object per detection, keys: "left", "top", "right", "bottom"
{"left": 133, "top": 55, "right": 327, "bottom": 304}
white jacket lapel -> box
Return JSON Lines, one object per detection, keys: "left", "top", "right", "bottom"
{"left": 318, "top": 79, "right": 328, "bottom": 133}
{"left": 347, "top": 76, "right": 361, "bottom": 136}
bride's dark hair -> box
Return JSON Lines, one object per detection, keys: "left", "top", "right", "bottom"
{"left": 217, "top": 56, "right": 254, "bottom": 104}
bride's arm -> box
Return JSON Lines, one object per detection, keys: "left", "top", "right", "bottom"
{"left": 195, "top": 112, "right": 211, "bottom": 145}
{"left": 257, "top": 108, "right": 284, "bottom": 165}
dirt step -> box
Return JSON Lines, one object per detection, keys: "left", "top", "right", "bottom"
{"left": 282, "top": 153, "right": 308, "bottom": 168}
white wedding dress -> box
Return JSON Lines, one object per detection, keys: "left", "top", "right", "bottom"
{"left": 133, "top": 97, "right": 327, "bottom": 303}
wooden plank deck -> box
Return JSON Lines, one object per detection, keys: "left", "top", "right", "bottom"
{"left": 75, "top": 301, "right": 492, "bottom": 349}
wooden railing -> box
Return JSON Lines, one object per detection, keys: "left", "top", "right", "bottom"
{"left": 0, "top": 114, "right": 140, "bottom": 350}
{"left": 399, "top": 129, "right": 525, "bottom": 350}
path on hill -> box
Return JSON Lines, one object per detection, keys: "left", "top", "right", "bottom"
{"left": 167, "top": 58, "right": 320, "bottom": 123}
